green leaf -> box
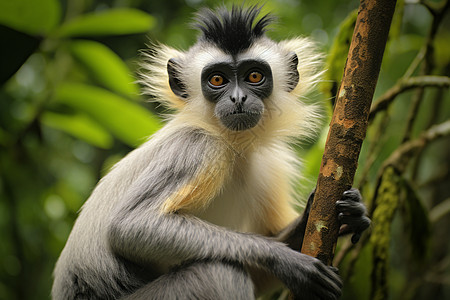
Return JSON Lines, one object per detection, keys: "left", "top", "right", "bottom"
{"left": 68, "top": 40, "right": 139, "bottom": 98}
{"left": 0, "top": 26, "right": 41, "bottom": 84}
{"left": 55, "top": 83, "right": 161, "bottom": 147}
{"left": 0, "top": 0, "right": 60, "bottom": 35}
{"left": 41, "top": 112, "right": 113, "bottom": 149}
{"left": 56, "top": 8, "right": 155, "bottom": 37}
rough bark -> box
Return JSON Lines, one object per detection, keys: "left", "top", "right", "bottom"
{"left": 300, "top": 0, "right": 397, "bottom": 265}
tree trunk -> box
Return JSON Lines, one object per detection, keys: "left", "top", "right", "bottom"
{"left": 300, "top": 0, "right": 397, "bottom": 265}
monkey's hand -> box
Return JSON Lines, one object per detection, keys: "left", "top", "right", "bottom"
{"left": 271, "top": 248, "right": 342, "bottom": 299}
{"left": 336, "top": 188, "right": 371, "bottom": 244}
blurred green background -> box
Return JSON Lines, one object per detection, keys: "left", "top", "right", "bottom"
{"left": 0, "top": 0, "right": 449, "bottom": 299}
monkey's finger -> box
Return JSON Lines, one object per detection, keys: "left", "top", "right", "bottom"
{"left": 338, "top": 213, "right": 357, "bottom": 225}
{"left": 323, "top": 267, "right": 342, "bottom": 289}
{"left": 336, "top": 200, "right": 366, "bottom": 216}
{"left": 308, "top": 281, "right": 341, "bottom": 300}
{"left": 348, "top": 219, "right": 370, "bottom": 244}
{"left": 312, "top": 263, "right": 343, "bottom": 292}
{"left": 342, "top": 188, "right": 362, "bottom": 202}
{"left": 339, "top": 213, "right": 370, "bottom": 229}
{"left": 317, "top": 279, "right": 342, "bottom": 300}
{"left": 329, "top": 266, "right": 339, "bottom": 275}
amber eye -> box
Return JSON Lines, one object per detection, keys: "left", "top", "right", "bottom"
{"left": 248, "top": 71, "right": 263, "bottom": 84}
{"left": 209, "top": 75, "right": 224, "bottom": 87}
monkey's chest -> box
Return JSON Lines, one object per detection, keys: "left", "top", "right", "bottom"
{"left": 193, "top": 177, "right": 268, "bottom": 234}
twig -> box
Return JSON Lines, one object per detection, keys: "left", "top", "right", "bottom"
{"left": 402, "top": 45, "right": 426, "bottom": 79}
{"left": 429, "top": 198, "right": 450, "bottom": 223}
{"left": 333, "top": 238, "right": 353, "bottom": 267}
{"left": 417, "top": 166, "right": 448, "bottom": 188}
{"left": 380, "top": 120, "right": 450, "bottom": 175}
{"left": 401, "top": 0, "right": 449, "bottom": 143}
{"left": 368, "top": 76, "right": 450, "bottom": 122}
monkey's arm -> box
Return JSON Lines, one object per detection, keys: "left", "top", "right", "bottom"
{"left": 106, "top": 128, "right": 341, "bottom": 299}
{"left": 276, "top": 191, "right": 314, "bottom": 251}
{"left": 277, "top": 189, "right": 371, "bottom": 250}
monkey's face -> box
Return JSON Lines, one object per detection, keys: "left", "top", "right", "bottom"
{"left": 166, "top": 41, "right": 300, "bottom": 132}
{"left": 200, "top": 58, "right": 273, "bottom": 131}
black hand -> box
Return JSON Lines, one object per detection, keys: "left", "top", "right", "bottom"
{"left": 336, "top": 188, "right": 371, "bottom": 244}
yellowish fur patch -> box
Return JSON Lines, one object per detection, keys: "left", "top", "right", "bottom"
{"left": 161, "top": 144, "right": 232, "bottom": 214}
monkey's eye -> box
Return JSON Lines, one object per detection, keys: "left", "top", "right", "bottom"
{"left": 247, "top": 71, "right": 264, "bottom": 84}
{"left": 209, "top": 75, "right": 225, "bottom": 87}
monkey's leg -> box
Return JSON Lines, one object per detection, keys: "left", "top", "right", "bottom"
{"left": 122, "top": 261, "right": 255, "bottom": 300}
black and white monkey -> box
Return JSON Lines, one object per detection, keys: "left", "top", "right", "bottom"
{"left": 52, "top": 5, "right": 370, "bottom": 300}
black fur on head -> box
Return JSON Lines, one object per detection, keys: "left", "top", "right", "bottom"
{"left": 194, "top": 5, "right": 275, "bottom": 56}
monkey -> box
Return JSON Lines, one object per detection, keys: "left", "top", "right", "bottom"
{"left": 52, "top": 5, "right": 370, "bottom": 300}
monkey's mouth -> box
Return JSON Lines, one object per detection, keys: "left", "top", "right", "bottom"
{"left": 226, "top": 111, "right": 253, "bottom": 117}
{"left": 225, "top": 107, "right": 260, "bottom": 117}
{"left": 220, "top": 110, "right": 262, "bottom": 131}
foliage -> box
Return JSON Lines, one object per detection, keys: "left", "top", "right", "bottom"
{"left": 0, "top": 0, "right": 449, "bottom": 299}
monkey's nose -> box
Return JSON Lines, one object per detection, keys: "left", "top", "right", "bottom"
{"left": 230, "top": 95, "right": 247, "bottom": 104}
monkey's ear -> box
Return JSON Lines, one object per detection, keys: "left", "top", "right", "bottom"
{"left": 286, "top": 52, "right": 299, "bottom": 92}
{"left": 167, "top": 58, "right": 188, "bottom": 99}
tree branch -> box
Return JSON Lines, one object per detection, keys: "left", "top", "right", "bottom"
{"left": 300, "top": 0, "right": 397, "bottom": 265}
{"left": 379, "top": 120, "right": 450, "bottom": 175}
{"left": 368, "top": 76, "right": 450, "bottom": 122}
{"left": 430, "top": 198, "right": 450, "bottom": 223}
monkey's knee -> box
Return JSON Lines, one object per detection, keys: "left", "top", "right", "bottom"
{"left": 123, "top": 261, "right": 255, "bottom": 300}
{"left": 191, "top": 261, "right": 255, "bottom": 299}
